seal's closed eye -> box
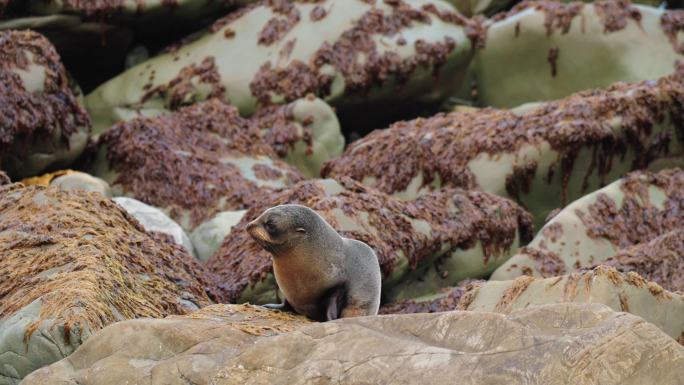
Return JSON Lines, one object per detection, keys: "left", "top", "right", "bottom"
{"left": 264, "top": 220, "right": 277, "bottom": 235}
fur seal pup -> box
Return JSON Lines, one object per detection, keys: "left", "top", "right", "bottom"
{"left": 246, "top": 204, "right": 381, "bottom": 321}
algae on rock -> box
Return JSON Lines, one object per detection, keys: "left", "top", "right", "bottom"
{"left": 323, "top": 71, "right": 684, "bottom": 226}
{"left": 0, "top": 183, "right": 217, "bottom": 385}
{"left": 92, "top": 99, "right": 310, "bottom": 231}
{"left": 84, "top": 0, "right": 477, "bottom": 133}
{"left": 593, "top": 229, "right": 684, "bottom": 293}
{"left": 0, "top": 30, "right": 90, "bottom": 180}
{"left": 493, "top": 168, "right": 684, "bottom": 280}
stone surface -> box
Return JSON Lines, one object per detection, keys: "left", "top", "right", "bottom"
{"left": 0, "top": 182, "right": 217, "bottom": 384}
{"left": 493, "top": 169, "right": 684, "bottom": 280}
{"left": 206, "top": 178, "right": 533, "bottom": 304}
{"left": 190, "top": 209, "right": 247, "bottom": 262}
{"left": 22, "top": 303, "right": 684, "bottom": 385}
{"left": 323, "top": 70, "right": 684, "bottom": 226}
{"left": 113, "top": 197, "right": 196, "bottom": 257}
{"left": 0, "top": 30, "right": 90, "bottom": 180}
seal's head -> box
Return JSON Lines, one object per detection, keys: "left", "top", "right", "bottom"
{"left": 246, "top": 204, "right": 316, "bottom": 254}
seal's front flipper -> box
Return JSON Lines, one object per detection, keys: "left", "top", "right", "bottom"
{"left": 262, "top": 299, "right": 293, "bottom": 312}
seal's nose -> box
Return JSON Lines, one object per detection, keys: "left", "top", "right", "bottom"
{"left": 246, "top": 220, "right": 258, "bottom": 233}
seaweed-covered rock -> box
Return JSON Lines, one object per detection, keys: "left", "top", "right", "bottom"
{"left": 92, "top": 99, "right": 307, "bottom": 230}
{"left": 593, "top": 229, "right": 684, "bottom": 293}
{"left": 0, "top": 30, "right": 90, "bottom": 180}
{"left": 21, "top": 170, "right": 112, "bottom": 196}
{"left": 85, "top": 0, "right": 478, "bottom": 132}
{"left": 248, "top": 96, "right": 344, "bottom": 177}
{"left": 113, "top": 197, "right": 196, "bottom": 257}
{"left": 0, "top": 182, "right": 217, "bottom": 385}
{"left": 23, "top": 303, "right": 684, "bottom": 385}
{"left": 323, "top": 71, "right": 684, "bottom": 226}
{"left": 462, "top": 266, "right": 684, "bottom": 342}
{"left": 493, "top": 169, "right": 684, "bottom": 280}
{"left": 206, "top": 178, "right": 532, "bottom": 304}
{"left": 471, "top": 1, "right": 684, "bottom": 107}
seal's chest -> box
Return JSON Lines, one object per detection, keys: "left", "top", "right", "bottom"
{"left": 272, "top": 257, "right": 333, "bottom": 304}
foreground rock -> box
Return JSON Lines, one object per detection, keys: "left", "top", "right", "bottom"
{"left": 323, "top": 71, "right": 684, "bottom": 226}
{"left": 493, "top": 169, "right": 684, "bottom": 280}
{"left": 471, "top": 1, "right": 684, "bottom": 107}
{"left": 23, "top": 303, "right": 684, "bottom": 385}
{"left": 92, "top": 99, "right": 308, "bottom": 230}
{"left": 0, "top": 30, "right": 90, "bottom": 179}
{"left": 207, "top": 178, "right": 533, "bottom": 304}
{"left": 0, "top": 183, "right": 217, "bottom": 384}
{"left": 85, "top": 0, "right": 477, "bottom": 132}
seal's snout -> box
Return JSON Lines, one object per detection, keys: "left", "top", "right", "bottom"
{"left": 247, "top": 219, "right": 270, "bottom": 244}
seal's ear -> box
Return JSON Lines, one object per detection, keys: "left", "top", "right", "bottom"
{"left": 295, "top": 228, "right": 306, "bottom": 233}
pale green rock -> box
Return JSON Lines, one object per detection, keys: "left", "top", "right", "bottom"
{"left": 471, "top": 1, "right": 684, "bottom": 107}
{"left": 113, "top": 197, "right": 196, "bottom": 257}
{"left": 190, "top": 210, "right": 246, "bottom": 262}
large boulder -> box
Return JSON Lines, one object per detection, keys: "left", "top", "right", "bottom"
{"left": 470, "top": 1, "right": 684, "bottom": 107}
{"left": 323, "top": 71, "right": 684, "bottom": 226}
{"left": 0, "top": 30, "right": 90, "bottom": 180}
{"left": 0, "top": 182, "right": 217, "bottom": 384}
{"left": 206, "top": 178, "right": 533, "bottom": 304}
{"left": 493, "top": 168, "right": 684, "bottom": 280}
{"left": 92, "top": 99, "right": 308, "bottom": 230}
{"left": 22, "top": 303, "right": 684, "bottom": 385}
{"left": 84, "top": 0, "right": 478, "bottom": 132}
